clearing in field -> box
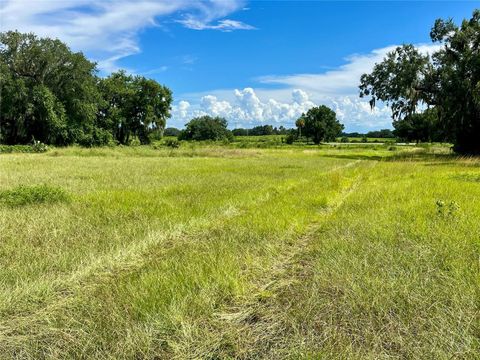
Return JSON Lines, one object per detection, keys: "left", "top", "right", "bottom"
{"left": 0, "top": 145, "right": 478, "bottom": 358}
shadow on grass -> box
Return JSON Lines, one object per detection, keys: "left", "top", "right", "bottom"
{"left": 321, "top": 150, "right": 480, "bottom": 166}
{"left": 387, "top": 152, "right": 480, "bottom": 167}
{"left": 319, "top": 154, "right": 387, "bottom": 161}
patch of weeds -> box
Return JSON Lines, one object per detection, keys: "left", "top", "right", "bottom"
{"left": 453, "top": 173, "right": 480, "bottom": 183}
{"left": 0, "top": 184, "right": 70, "bottom": 207}
{"left": 0, "top": 141, "right": 48, "bottom": 154}
{"left": 435, "top": 199, "right": 460, "bottom": 218}
{"left": 31, "top": 140, "right": 49, "bottom": 153}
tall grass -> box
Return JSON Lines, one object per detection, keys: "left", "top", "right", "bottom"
{"left": 0, "top": 145, "right": 478, "bottom": 358}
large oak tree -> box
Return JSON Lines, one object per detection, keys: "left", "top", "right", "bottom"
{"left": 360, "top": 10, "right": 480, "bottom": 154}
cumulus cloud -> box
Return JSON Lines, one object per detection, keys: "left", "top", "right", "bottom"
{"left": 171, "top": 43, "right": 440, "bottom": 131}
{"left": 172, "top": 87, "right": 317, "bottom": 128}
{"left": 0, "top": 0, "right": 253, "bottom": 72}
{"left": 201, "top": 95, "right": 233, "bottom": 116}
{"left": 176, "top": 101, "right": 191, "bottom": 119}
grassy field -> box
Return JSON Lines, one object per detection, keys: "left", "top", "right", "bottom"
{"left": 160, "top": 135, "right": 398, "bottom": 149}
{"left": 0, "top": 144, "right": 479, "bottom": 358}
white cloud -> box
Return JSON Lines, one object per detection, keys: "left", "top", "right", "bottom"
{"left": 292, "top": 89, "right": 309, "bottom": 104}
{"left": 171, "top": 87, "right": 317, "bottom": 128}
{"left": 174, "top": 100, "right": 191, "bottom": 119}
{"left": 170, "top": 43, "right": 440, "bottom": 132}
{"left": 0, "top": 0, "right": 253, "bottom": 72}
{"left": 201, "top": 95, "right": 233, "bottom": 116}
{"left": 258, "top": 44, "right": 440, "bottom": 96}
{"left": 179, "top": 18, "right": 255, "bottom": 31}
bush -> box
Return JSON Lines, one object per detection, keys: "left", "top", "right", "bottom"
{"left": 340, "top": 136, "right": 349, "bottom": 143}
{"left": 165, "top": 138, "right": 180, "bottom": 148}
{"left": 285, "top": 133, "right": 296, "bottom": 144}
{"left": 31, "top": 140, "right": 49, "bottom": 153}
{"left": 0, "top": 184, "right": 69, "bottom": 207}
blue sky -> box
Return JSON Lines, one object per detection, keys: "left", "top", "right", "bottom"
{"left": 1, "top": 0, "right": 478, "bottom": 131}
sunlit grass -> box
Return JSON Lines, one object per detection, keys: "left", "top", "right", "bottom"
{"left": 0, "top": 144, "right": 478, "bottom": 358}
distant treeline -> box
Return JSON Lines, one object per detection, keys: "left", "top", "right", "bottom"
{"left": 165, "top": 124, "right": 294, "bottom": 139}
{"left": 341, "top": 129, "right": 394, "bottom": 139}
{"left": 232, "top": 125, "right": 292, "bottom": 136}
{"left": 165, "top": 126, "right": 395, "bottom": 139}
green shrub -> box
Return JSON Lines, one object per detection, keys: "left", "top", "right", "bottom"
{"left": 165, "top": 138, "right": 180, "bottom": 148}
{"left": 31, "top": 140, "right": 49, "bottom": 153}
{"left": 0, "top": 185, "right": 69, "bottom": 207}
{"left": 285, "top": 133, "right": 296, "bottom": 144}
{"left": 0, "top": 143, "right": 48, "bottom": 154}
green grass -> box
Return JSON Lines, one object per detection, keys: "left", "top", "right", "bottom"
{"left": 0, "top": 184, "right": 69, "bottom": 207}
{"left": 0, "top": 144, "right": 478, "bottom": 358}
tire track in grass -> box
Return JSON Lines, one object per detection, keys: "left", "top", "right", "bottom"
{"left": 0, "top": 160, "right": 360, "bottom": 351}
{"left": 189, "top": 161, "right": 377, "bottom": 359}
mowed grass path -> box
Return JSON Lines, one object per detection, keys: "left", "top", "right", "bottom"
{"left": 0, "top": 146, "right": 478, "bottom": 358}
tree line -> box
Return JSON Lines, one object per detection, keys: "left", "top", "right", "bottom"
{"left": 176, "top": 105, "right": 345, "bottom": 144}
{"left": 0, "top": 31, "right": 172, "bottom": 146}
{"left": 2, "top": 9, "right": 478, "bottom": 153}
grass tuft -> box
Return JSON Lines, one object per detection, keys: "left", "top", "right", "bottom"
{"left": 0, "top": 184, "right": 69, "bottom": 207}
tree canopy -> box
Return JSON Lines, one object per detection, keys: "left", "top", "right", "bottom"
{"left": 98, "top": 71, "right": 172, "bottom": 145}
{"left": 0, "top": 31, "right": 172, "bottom": 146}
{"left": 296, "top": 105, "right": 344, "bottom": 144}
{"left": 359, "top": 10, "right": 480, "bottom": 154}
{"left": 179, "top": 116, "right": 233, "bottom": 141}
{"left": 0, "top": 31, "right": 102, "bottom": 145}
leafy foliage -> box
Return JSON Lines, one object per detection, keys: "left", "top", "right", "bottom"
{"left": 0, "top": 31, "right": 172, "bottom": 147}
{"left": 296, "top": 105, "right": 344, "bottom": 144}
{"left": 179, "top": 116, "right": 233, "bottom": 141}
{"left": 393, "top": 107, "right": 444, "bottom": 142}
{"left": 360, "top": 10, "right": 480, "bottom": 154}
{"left": 0, "top": 31, "right": 100, "bottom": 145}
{"left": 97, "top": 70, "right": 172, "bottom": 145}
